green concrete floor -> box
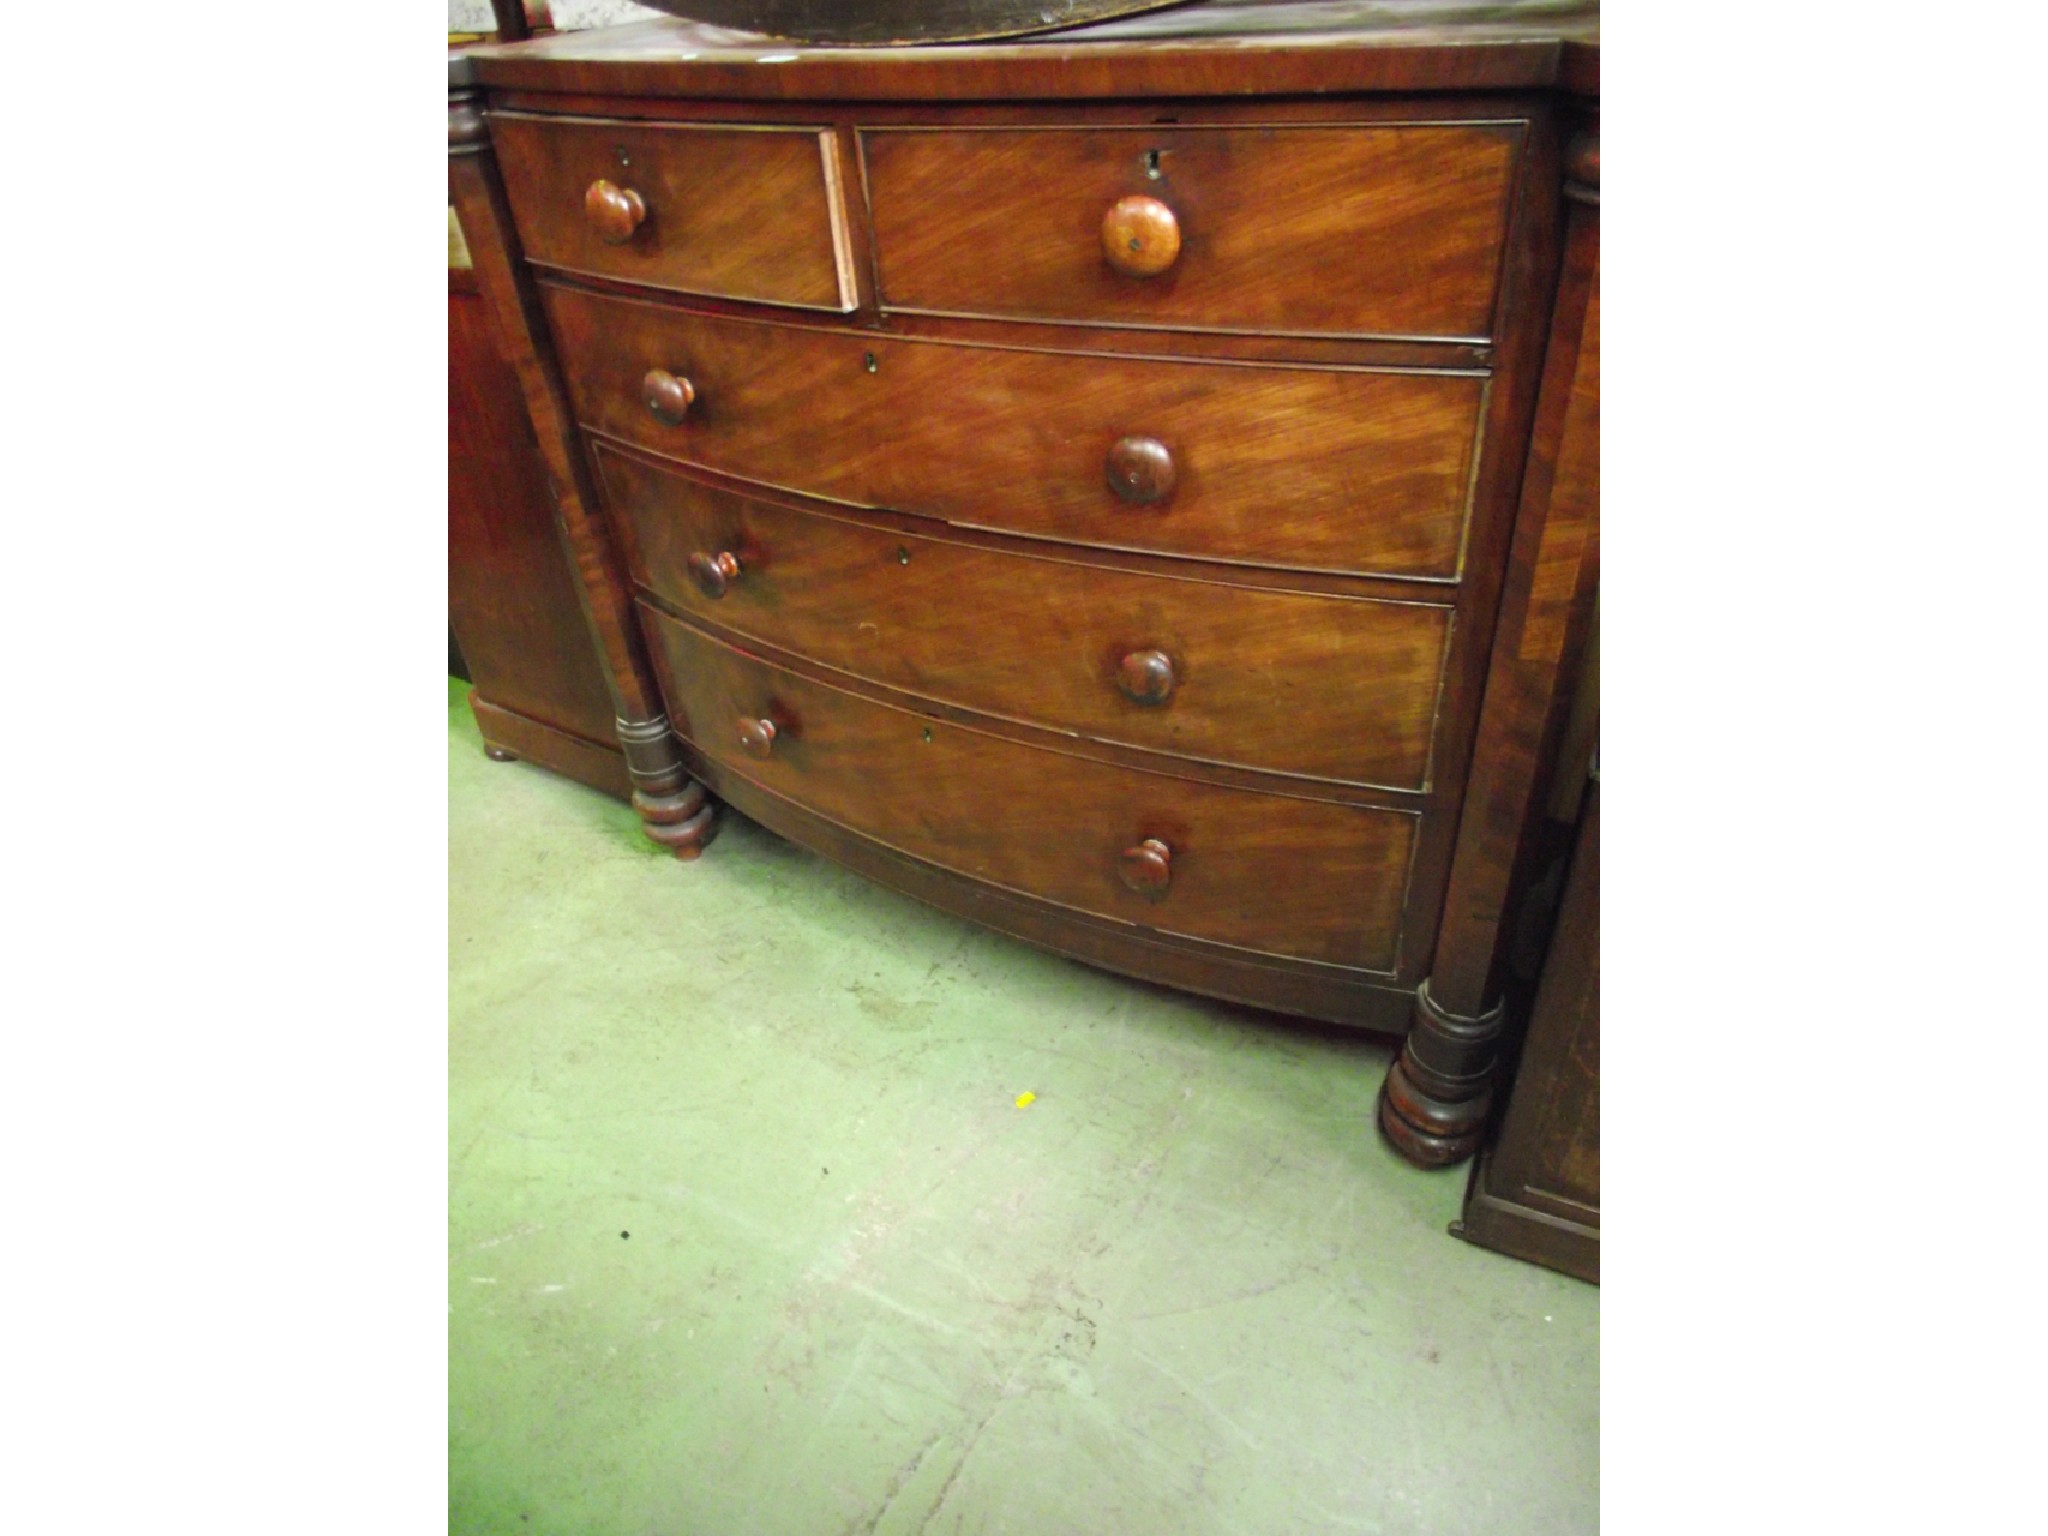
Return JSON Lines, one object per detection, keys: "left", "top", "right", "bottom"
{"left": 450, "top": 680, "right": 1597, "bottom": 1534}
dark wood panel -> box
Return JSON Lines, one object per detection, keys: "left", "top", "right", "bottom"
{"left": 546, "top": 284, "right": 1487, "bottom": 581}
{"left": 489, "top": 112, "right": 854, "bottom": 310}
{"left": 448, "top": 283, "right": 621, "bottom": 753}
{"left": 643, "top": 610, "right": 1421, "bottom": 972}
{"left": 862, "top": 121, "right": 1521, "bottom": 341}
{"left": 596, "top": 446, "right": 1452, "bottom": 790}
{"left": 1458, "top": 779, "right": 1598, "bottom": 1283}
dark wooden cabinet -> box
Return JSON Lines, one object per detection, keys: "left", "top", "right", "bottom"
{"left": 1457, "top": 777, "right": 1600, "bottom": 1282}
{"left": 448, "top": 3, "right": 1600, "bottom": 1168}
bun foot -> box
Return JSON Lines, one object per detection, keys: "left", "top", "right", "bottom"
{"left": 1378, "top": 1055, "right": 1491, "bottom": 1168}
{"left": 1377, "top": 980, "right": 1506, "bottom": 1169}
{"left": 632, "top": 782, "right": 719, "bottom": 860}
{"left": 484, "top": 744, "right": 518, "bottom": 763}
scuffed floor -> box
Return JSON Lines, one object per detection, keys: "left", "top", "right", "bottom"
{"left": 449, "top": 680, "right": 1597, "bottom": 1534}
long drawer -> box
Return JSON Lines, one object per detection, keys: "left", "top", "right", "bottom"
{"left": 643, "top": 611, "right": 1419, "bottom": 973}
{"left": 490, "top": 112, "right": 855, "bottom": 310}
{"left": 861, "top": 121, "right": 1524, "bottom": 340}
{"left": 598, "top": 446, "right": 1451, "bottom": 791}
{"left": 547, "top": 283, "right": 1486, "bottom": 581}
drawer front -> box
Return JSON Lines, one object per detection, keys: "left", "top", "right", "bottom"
{"left": 549, "top": 286, "right": 1486, "bottom": 580}
{"left": 489, "top": 113, "right": 854, "bottom": 310}
{"left": 599, "top": 447, "right": 1451, "bottom": 790}
{"left": 645, "top": 612, "right": 1418, "bottom": 972}
{"left": 860, "top": 122, "right": 1523, "bottom": 340}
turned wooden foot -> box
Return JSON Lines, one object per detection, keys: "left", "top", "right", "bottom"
{"left": 616, "top": 713, "right": 718, "bottom": 858}
{"left": 1379, "top": 981, "right": 1506, "bottom": 1169}
{"left": 483, "top": 743, "right": 518, "bottom": 763}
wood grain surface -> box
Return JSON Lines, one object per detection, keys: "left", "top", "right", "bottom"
{"left": 863, "top": 121, "right": 1521, "bottom": 340}
{"left": 596, "top": 445, "right": 1454, "bottom": 789}
{"left": 490, "top": 111, "right": 854, "bottom": 309}
{"left": 546, "top": 284, "right": 1487, "bottom": 580}
{"left": 644, "top": 610, "right": 1420, "bottom": 972}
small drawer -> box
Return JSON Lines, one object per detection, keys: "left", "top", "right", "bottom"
{"left": 598, "top": 447, "right": 1452, "bottom": 791}
{"left": 548, "top": 286, "right": 1485, "bottom": 581}
{"left": 644, "top": 612, "right": 1418, "bottom": 973}
{"left": 860, "top": 121, "right": 1523, "bottom": 340}
{"left": 489, "top": 112, "right": 855, "bottom": 310}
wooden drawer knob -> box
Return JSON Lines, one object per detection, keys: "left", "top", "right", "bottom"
{"left": 1119, "top": 838, "right": 1174, "bottom": 898}
{"left": 584, "top": 179, "right": 646, "bottom": 245}
{"left": 737, "top": 717, "right": 777, "bottom": 759}
{"left": 686, "top": 550, "right": 742, "bottom": 599}
{"left": 1116, "top": 649, "right": 1176, "bottom": 706}
{"left": 642, "top": 369, "right": 696, "bottom": 426}
{"left": 1106, "top": 436, "right": 1175, "bottom": 505}
{"left": 1102, "top": 195, "right": 1180, "bottom": 277}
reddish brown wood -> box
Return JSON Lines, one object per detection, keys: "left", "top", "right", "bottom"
{"left": 464, "top": 9, "right": 1598, "bottom": 101}
{"left": 456, "top": 14, "right": 1597, "bottom": 1167}
{"left": 864, "top": 121, "right": 1521, "bottom": 340}
{"left": 593, "top": 446, "right": 1453, "bottom": 791}
{"left": 449, "top": 256, "right": 626, "bottom": 793}
{"left": 1101, "top": 194, "right": 1181, "bottom": 279}
{"left": 488, "top": 112, "right": 854, "bottom": 311}
{"left": 644, "top": 610, "right": 1420, "bottom": 972}
{"left": 1105, "top": 435, "right": 1176, "bottom": 506}
{"left": 640, "top": 367, "right": 695, "bottom": 424}
{"left": 686, "top": 756, "right": 1414, "bottom": 1030}
{"left": 548, "top": 285, "right": 1487, "bottom": 581}
{"left": 450, "top": 81, "right": 716, "bottom": 857}
{"left": 1382, "top": 125, "right": 1599, "bottom": 1168}
{"left": 1114, "top": 649, "right": 1177, "bottom": 707}
{"left": 467, "top": 694, "right": 633, "bottom": 801}
{"left": 1118, "top": 837, "right": 1174, "bottom": 897}
{"left": 737, "top": 716, "right": 778, "bottom": 758}
{"left": 583, "top": 178, "right": 646, "bottom": 244}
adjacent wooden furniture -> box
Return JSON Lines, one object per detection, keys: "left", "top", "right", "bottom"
{"left": 450, "top": 2, "right": 1600, "bottom": 1167}
{"left": 449, "top": 53, "right": 630, "bottom": 800}
{"left": 1457, "top": 775, "right": 1600, "bottom": 1282}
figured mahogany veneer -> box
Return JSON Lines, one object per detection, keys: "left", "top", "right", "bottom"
{"left": 547, "top": 284, "right": 1488, "bottom": 581}
{"left": 645, "top": 612, "right": 1419, "bottom": 973}
{"left": 596, "top": 445, "right": 1452, "bottom": 790}
{"left": 862, "top": 122, "right": 1523, "bottom": 340}
{"left": 489, "top": 112, "right": 855, "bottom": 310}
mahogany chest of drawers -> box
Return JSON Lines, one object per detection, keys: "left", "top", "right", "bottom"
{"left": 449, "top": 3, "right": 1600, "bottom": 1168}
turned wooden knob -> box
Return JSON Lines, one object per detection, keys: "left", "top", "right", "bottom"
{"left": 1119, "top": 838, "right": 1174, "bottom": 898}
{"left": 1106, "top": 436, "right": 1176, "bottom": 505}
{"left": 737, "top": 717, "right": 777, "bottom": 759}
{"left": 1102, "top": 195, "right": 1180, "bottom": 278}
{"left": 686, "top": 550, "right": 742, "bottom": 599}
{"left": 642, "top": 369, "right": 696, "bottom": 426}
{"left": 1116, "top": 649, "right": 1176, "bottom": 706}
{"left": 584, "top": 179, "right": 646, "bottom": 244}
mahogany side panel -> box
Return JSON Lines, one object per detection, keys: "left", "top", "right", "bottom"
{"left": 642, "top": 609, "right": 1422, "bottom": 974}
{"left": 595, "top": 446, "right": 1454, "bottom": 791}
{"left": 544, "top": 284, "right": 1487, "bottom": 581}
{"left": 489, "top": 112, "right": 855, "bottom": 310}
{"left": 862, "top": 121, "right": 1522, "bottom": 341}
{"left": 449, "top": 275, "right": 624, "bottom": 775}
